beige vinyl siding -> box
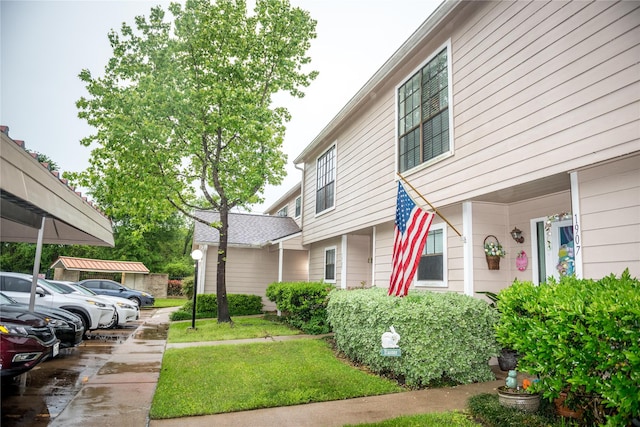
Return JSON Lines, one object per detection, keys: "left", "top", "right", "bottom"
{"left": 281, "top": 250, "right": 308, "bottom": 283}
{"left": 308, "top": 237, "right": 342, "bottom": 285}
{"left": 577, "top": 154, "right": 640, "bottom": 279}
{"left": 471, "top": 203, "right": 511, "bottom": 296}
{"left": 203, "top": 246, "right": 279, "bottom": 311}
{"left": 405, "top": 0, "right": 639, "bottom": 207}
{"left": 301, "top": 1, "right": 639, "bottom": 247}
{"left": 373, "top": 222, "right": 395, "bottom": 288}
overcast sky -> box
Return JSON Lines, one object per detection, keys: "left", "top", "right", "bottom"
{"left": 1, "top": 0, "right": 441, "bottom": 212}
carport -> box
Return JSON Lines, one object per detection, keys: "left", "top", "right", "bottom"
{"left": 0, "top": 126, "right": 114, "bottom": 309}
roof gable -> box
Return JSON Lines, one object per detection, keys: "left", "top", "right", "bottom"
{"left": 193, "top": 210, "right": 301, "bottom": 247}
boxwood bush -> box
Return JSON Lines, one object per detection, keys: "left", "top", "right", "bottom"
{"left": 327, "top": 287, "right": 500, "bottom": 387}
{"left": 170, "top": 293, "right": 263, "bottom": 320}
{"left": 266, "top": 281, "right": 334, "bottom": 334}
{"left": 495, "top": 270, "right": 640, "bottom": 427}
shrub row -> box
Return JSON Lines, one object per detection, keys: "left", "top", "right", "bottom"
{"left": 266, "top": 281, "right": 334, "bottom": 334}
{"left": 495, "top": 270, "right": 640, "bottom": 427}
{"left": 327, "top": 287, "right": 500, "bottom": 387}
{"left": 170, "top": 293, "right": 263, "bottom": 320}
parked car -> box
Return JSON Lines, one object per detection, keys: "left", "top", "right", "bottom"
{"left": 0, "top": 292, "right": 84, "bottom": 348}
{"left": 0, "top": 306, "right": 59, "bottom": 378}
{"left": 49, "top": 281, "right": 139, "bottom": 328}
{"left": 0, "top": 272, "right": 116, "bottom": 333}
{"left": 76, "top": 279, "right": 155, "bottom": 308}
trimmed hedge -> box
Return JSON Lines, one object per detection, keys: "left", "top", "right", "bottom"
{"left": 266, "top": 281, "right": 334, "bottom": 334}
{"left": 495, "top": 270, "right": 640, "bottom": 427}
{"left": 327, "top": 287, "right": 500, "bottom": 387}
{"left": 170, "top": 293, "right": 263, "bottom": 320}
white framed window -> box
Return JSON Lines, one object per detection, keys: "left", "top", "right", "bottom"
{"left": 316, "top": 145, "right": 336, "bottom": 214}
{"left": 324, "top": 246, "right": 336, "bottom": 283}
{"left": 277, "top": 206, "right": 288, "bottom": 217}
{"left": 416, "top": 223, "right": 447, "bottom": 287}
{"left": 397, "top": 41, "right": 453, "bottom": 173}
{"left": 295, "top": 196, "right": 301, "bottom": 218}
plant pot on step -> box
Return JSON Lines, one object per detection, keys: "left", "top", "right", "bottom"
{"left": 554, "top": 392, "right": 584, "bottom": 419}
{"left": 498, "top": 386, "right": 540, "bottom": 413}
{"left": 497, "top": 348, "right": 518, "bottom": 371}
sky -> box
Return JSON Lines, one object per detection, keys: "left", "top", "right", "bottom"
{"left": 1, "top": 0, "right": 442, "bottom": 213}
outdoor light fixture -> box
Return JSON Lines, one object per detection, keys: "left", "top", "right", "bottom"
{"left": 511, "top": 227, "right": 524, "bottom": 244}
{"left": 190, "top": 249, "right": 203, "bottom": 330}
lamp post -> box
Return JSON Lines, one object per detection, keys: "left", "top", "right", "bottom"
{"left": 190, "top": 249, "right": 203, "bottom": 330}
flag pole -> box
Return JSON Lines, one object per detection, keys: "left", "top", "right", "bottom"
{"left": 397, "top": 172, "right": 463, "bottom": 237}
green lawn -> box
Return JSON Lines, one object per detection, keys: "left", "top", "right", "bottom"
{"left": 167, "top": 316, "right": 302, "bottom": 343}
{"left": 150, "top": 338, "right": 403, "bottom": 419}
{"left": 153, "top": 297, "right": 188, "bottom": 308}
{"left": 347, "top": 411, "right": 480, "bottom": 426}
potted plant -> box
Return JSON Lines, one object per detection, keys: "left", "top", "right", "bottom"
{"left": 484, "top": 235, "right": 506, "bottom": 270}
{"left": 497, "top": 369, "right": 541, "bottom": 413}
{"left": 478, "top": 290, "right": 518, "bottom": 371}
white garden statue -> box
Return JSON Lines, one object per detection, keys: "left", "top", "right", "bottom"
{"left": 381, "top": 326, "right": 400, "bottom": 348}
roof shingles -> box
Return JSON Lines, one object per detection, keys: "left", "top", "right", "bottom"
{"left": 193, "top": 211, "right": 301, "bottom": 246}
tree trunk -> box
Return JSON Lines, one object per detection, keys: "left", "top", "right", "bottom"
{"left": 216, "top": 206, "right": 231, "bottom": 323}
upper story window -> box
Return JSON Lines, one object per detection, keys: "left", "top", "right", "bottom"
{"left": 316, "top": 145, "right": 336, "bottom": 214}
{"left": 416, "top": 223, "right": 447, "bottom": 287}
{"left": 277, "top": 206, "right": 288, "bottom": 217}
{"left": 398, "top": 45, "right": 451, "bottom": 173}
{"left": 295, "top": 196, "right": 301, "bottom": 218}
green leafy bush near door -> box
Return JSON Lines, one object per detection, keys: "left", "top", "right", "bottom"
{"left": 327, "top": 287, "right": 501, "bottom": 388}
{"left": 495, "top": 270, "right": 640, "bottom": 427}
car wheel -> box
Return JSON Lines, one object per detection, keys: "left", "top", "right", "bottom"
{"left": 104, "top": 311, "right": 118, "bottom": 329}
{"left": 67, "top": 310, "right": 90, "bottom": 337}
{"left": 128, "top": 296, "right": 141, "bottom": 307}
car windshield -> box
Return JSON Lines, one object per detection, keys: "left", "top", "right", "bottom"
{"left": 72, "top": 285, "right": 96, "bottom": 296}
{"left": 0, "top": 292, "right": 17, "bottom": 304}
{"left": 42, "top": 279, "right": 73, "bottom": 294}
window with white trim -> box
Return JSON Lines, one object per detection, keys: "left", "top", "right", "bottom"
{"left": 324, "top": 247, "right": 336, "bottom": 283}
{"left": 398, "top": 45, "right": 451, "bottom": 172}
{"left": 277, "top": 206, "right": 288, "bottom": 217}
{"left": 295, "top": 196, "right": 301, "bottom": 218}
{"left": 416, "top": 223, "right": 447, "bottom": 287}
{"left": 316, "top": 145, "right": 335, "bottom": 213}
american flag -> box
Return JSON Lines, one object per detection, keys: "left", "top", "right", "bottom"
{"left": 389, "top": 182, "right": 434, "bottom": 297}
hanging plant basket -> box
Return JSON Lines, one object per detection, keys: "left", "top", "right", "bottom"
{"left": 484, "top": 235, "right": 504, "bottom": 270}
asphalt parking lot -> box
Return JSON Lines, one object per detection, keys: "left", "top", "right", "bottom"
{"left": 1, "top": 314, "right": 146, "bottom": 427}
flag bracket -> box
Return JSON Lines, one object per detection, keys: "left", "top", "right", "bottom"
{"left": 397, "top": 172, "right": 463, "bottom": 238}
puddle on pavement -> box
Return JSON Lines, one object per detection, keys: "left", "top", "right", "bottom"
{"left": 98, "top": 361, "right": 161, "bottom": 375}
{"left": 1, "top": 322, "right": 141, "bottom": 427}
{"left": 133, "top": 324, "right": 168, "bottom": 340}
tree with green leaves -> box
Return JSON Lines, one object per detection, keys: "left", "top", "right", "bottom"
{"left": 71, "top": 0, "right": 317, "bottom": 322}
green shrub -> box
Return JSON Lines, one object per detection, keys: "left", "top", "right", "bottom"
{"left": 181, "top": 276, "right": 194, "bottom": 299}
{"left": 167, "top": 279, "right": 183, "bottom": 296}
{"left": 495, "top": 270, "right": 640, "bottom": 426}
{"left": 266, "top": 281, "right": 334, "bottom": 334}
{"left": 170, "top": 293, "right": 263, "bottom": 320}
{"left": 327, "top": 287, "right": 500, "bottom": 387}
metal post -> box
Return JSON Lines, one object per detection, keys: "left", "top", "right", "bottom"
{"left": 191, "top": 259, "right": 198, "bottom": 330}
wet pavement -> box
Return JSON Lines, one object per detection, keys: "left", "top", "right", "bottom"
{"left": 1, "top": 309, "right": 159, "bottom": 427}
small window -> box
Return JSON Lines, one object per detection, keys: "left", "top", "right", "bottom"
{"left": 295, "top": 196, "right": 301, "bottom": 218}
{"left": 324, "top": 247, "right": 336, "bottom": 283}
{"left": 316, "top": 145, "right": 336, "bottom": 214}
{"left": 416, "top": 224, "right": 447, "bottom": 287}
{"left": 277, "top": 206, "right": 288, "bottom": 217}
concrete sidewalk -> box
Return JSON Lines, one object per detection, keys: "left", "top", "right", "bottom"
{"left": 52, "top": 307, "right": 503, "bottom": 427}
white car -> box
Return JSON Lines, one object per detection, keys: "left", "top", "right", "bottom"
{"left": 50, "top": 281, "right": 139, "bottom": 328}
{"left": 0, "top": 272, "right": 115, "bottom": 333}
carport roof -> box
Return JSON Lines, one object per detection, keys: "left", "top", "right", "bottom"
{"left": 0, "top": 126, "right": 114, "bottom": 246}
{"left": 50, "top": 256, "right": 150, "bottom": 274}
{"left": 193, "top": 210, "right": 301, "bottom": 247}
